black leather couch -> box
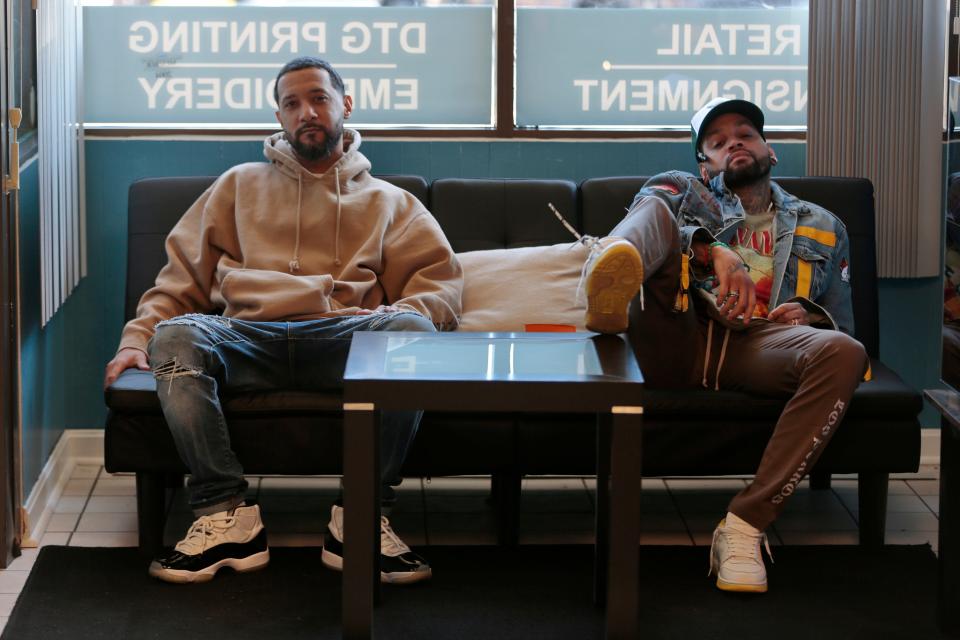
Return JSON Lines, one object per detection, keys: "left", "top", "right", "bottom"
{"left": 104, "top": 175, "right": 923, "bottom": 554}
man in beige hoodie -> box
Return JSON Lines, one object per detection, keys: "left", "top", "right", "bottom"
{"left": 103, "top": 57, "right": 462, "bottom": 585}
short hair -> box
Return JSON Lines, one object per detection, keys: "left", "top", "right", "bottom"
{"left": 274, "top": 57, "right": 345, "bottom": 104}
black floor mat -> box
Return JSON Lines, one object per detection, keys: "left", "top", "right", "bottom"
{"left": 2, "top": 544, "right": 950, "bottom": 640}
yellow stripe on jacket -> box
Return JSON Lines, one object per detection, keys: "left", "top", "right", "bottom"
{"left": 796, "top": 259, "right": 813, "bottom": 298}
{"left": 795, "top": 226, "right": 837, "bottom": 247}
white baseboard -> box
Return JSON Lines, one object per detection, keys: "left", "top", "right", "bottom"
{"left": 23, "top": 429, "right": 105, "bottom": 544}
{"left": 921, "top": 429, "right": 940, "bottom": 466}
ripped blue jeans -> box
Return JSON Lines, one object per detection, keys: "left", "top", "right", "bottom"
{"left": 147, "top": 312, "right": 436, "bottom": 516}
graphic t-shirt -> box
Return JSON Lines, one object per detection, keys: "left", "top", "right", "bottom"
{"left": 729, "top": 206, "right": 776, "bottom": 318}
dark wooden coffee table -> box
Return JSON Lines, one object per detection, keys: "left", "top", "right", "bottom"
{"left": 340, "top": 331, "right": 644, "bottom": 640}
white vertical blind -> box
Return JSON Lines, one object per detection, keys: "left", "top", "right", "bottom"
{"left": 37, "top": 0, "right": 85, "bottom": 325}
{"left": 808, "top": 0, "right": 944, "bottom": 278}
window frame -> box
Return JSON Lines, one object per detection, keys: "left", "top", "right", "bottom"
{"left": 83, "top": 0, "right": 809, "bottom": 142}
{"left": 12, "top": 0, "right": 37, "bottom": 160}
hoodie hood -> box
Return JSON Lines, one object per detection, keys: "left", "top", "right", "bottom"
{"left": 263, "top": 128, "right": 371, "bottom": 272}
{"left": 264, "top": 127, "right": 370, "bottom": 182}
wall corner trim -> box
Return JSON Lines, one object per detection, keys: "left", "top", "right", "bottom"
{"left": 23, "top": 429, "right": 104, "bottom": 544}
{"left": 921, "top": 428, "right": 941, "bottom": 467}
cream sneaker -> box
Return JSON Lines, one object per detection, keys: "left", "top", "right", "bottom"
{"left": 583, "top": 237, "right": 644, "bottom": 334}
{"left": 148, "top": 502, "right": 269, "bottom": 584}
{"left": 322, "top": 505, "right": 432, "bottom": 585}
{"left": 708, "top": 512, "right": 773, "bottom": 593}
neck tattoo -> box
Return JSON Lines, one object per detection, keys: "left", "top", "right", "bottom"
{"left": 737, "top": 184, "right": 772, "bottom": 216}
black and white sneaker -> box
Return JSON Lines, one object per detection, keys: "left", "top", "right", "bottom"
{"left": 148, "top": 503, "right": 270, "bottom": 584}
{"left": 322, "top": 504, "right": 432, "bottom": 584}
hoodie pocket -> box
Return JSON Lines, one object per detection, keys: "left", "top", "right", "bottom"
{"left": 220, "top": 268, "right": 335, "bottom": 320}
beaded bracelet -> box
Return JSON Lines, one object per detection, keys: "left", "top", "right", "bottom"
{"left": 709, "top": 240, "right": 750, "bottom": 272}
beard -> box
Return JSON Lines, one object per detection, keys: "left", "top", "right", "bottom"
{"left": 287, "top": 121, "right": 343, "bottom": 162}
{"left": 722, "top": 150, "right": 773, "bottom": 189}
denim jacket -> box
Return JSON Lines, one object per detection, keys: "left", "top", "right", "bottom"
{"left": 632, "top": 171, "right": 855, "bottom": 336}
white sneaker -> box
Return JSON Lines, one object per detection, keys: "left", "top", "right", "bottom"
{"left": 708, "top": 512, "right": 773, "bottom": 593}
{"left": 582, "top": 237, "right": 644, "bottom": 334}
{"left": 322, "top": 505, "right": 432, "bottom": 585}
{"left": 148, "top": 502, "right": 269, "bottom": 584}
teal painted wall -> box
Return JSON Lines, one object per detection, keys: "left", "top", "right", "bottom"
{"left": 15, "top": 136, "right": 944, "bottom": 496}
{"left": 878, "top": 278, "right": 943, "bottom": 427}
{"left": 18, "top": 160, "right": 68, "bottom": 496}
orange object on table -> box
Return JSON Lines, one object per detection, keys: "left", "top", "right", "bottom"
{"left": 524, "top": 323, "right": 577, "bottom": 333}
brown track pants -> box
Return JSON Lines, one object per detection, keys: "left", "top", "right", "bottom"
{"left": 611, "top": 199, "right": 869, "bottom": 530}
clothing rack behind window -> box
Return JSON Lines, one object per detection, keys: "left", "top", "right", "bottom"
{"left": 37, "top": 0, "right": 85, "bottom": 325}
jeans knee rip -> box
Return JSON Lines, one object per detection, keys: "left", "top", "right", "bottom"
{"left": 153, "top": 357, "right": 202, "bottom": 392}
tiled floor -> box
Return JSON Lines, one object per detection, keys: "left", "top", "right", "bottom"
{"left": 0, "top": 464, "right": 942, "bottom": 633}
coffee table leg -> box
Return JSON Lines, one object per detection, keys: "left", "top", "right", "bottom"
{"left": 343, "top": 402, "right": 381, "bottom": 640}
{"left": 606, "top": 406, "right": 643, "bottom": 640}
{"left": 594, "top": 413, "right": 611, "bottom": 606}
{"left": 939, "top": 417, "right": 960, "bottom": 634}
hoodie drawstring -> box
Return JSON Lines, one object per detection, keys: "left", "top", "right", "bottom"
{"left": 701, "top": 319, "right": 732, "bottom": 391}
{"left": 288, "top": 166, "right": 344, "bottom": 272}
{"left": 289, "top": 174, "right": 303, "bottom": 273}
{"left": 334, "top": 166, "right": 342, "bottom": 267}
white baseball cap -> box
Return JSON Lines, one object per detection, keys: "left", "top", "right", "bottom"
{"left": 691, "top": 98, "right": 765, "bottom": 160}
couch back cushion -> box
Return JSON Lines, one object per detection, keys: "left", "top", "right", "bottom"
{"left": 775, "top": 177, "right": 879, "bottom": 357}
{"left": 431, "top": 179, "right": 578, "bottom": 252}
{"left": 127, "top": 177, "right": 217, "bottom": 322}
{"left": 579, "top": 176, "right": 646, "bottom": 238}
{"left": 580, "top": 175, "right": 879, "bottom": 356}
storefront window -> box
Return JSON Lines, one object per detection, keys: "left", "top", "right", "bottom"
{"left": 515, "top": 0, "right": 808, "bottom": 130}
{"left": 81, "top": 0, "right": 809, "bottom": 132}
{"left": 82, "top": 0, "right": 495, "bottom": 128}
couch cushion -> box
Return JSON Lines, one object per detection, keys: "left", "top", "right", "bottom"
{"left": 105, "top": 369, "right": 342, "bottom": 413}
{"left": 579, "top": 176, "right": 647, "bottom": 237}
{"left": 126, "top": 177, "right": 217, "bottom": 321}
{"left": 638, "top": 359, "right": 920, "bottom": 419}
{"left": 456, "top": 242, "right": 589, "bottom": 332}
{"left": 432, "top": 179, "right": 578, "bottom": 252}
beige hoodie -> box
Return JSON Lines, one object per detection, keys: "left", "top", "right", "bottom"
{"left": 118, "top": 129, "right": 463, "bottom": 354}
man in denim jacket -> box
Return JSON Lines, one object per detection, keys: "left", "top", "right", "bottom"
{"left": 583, "top": 98, "right": 868, "bottom": 594}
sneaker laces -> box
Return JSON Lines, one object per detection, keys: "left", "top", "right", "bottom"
{"left": 575, "top": 235, "right": 607, "bottom": 303}
{"left": 709, "top": 525, "right": 774, "bottom": 575}
{"left": 174, "top": 513, "right": 237, "bottom": 555}
{"left": 380, "top": 516, "right": 412, "bottom": 557}
{"left": 546, "top": 202, "right": 595, "bottom": 304}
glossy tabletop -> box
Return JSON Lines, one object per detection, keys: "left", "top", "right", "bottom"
{"left": 343, "top": 331, "right": 644, "bottom": 412}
